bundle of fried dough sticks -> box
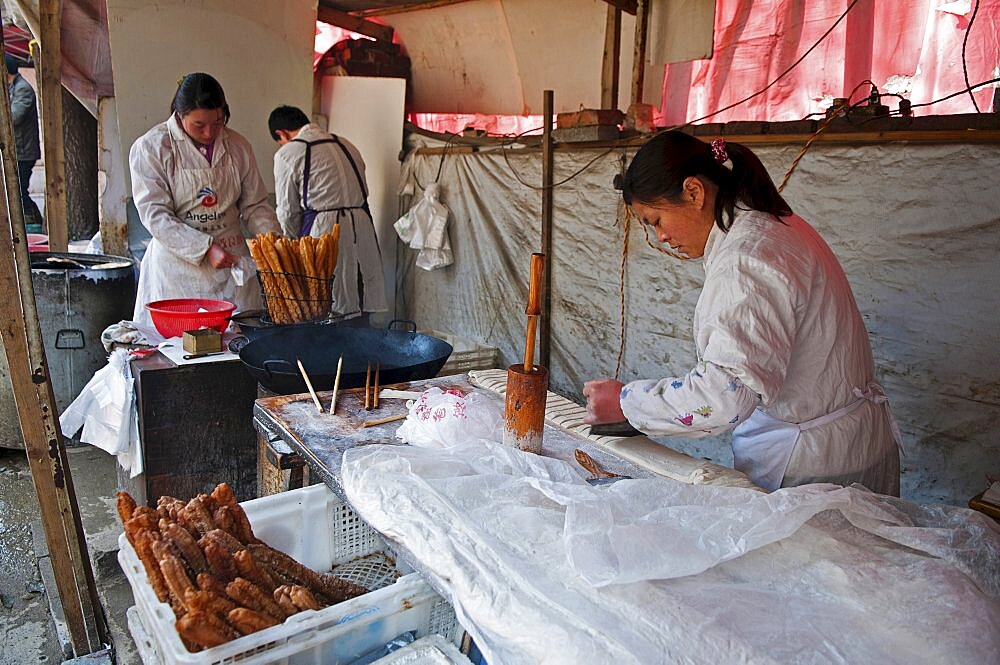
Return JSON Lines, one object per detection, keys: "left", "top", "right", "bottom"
{"left": 248, "top": 228, "right": 340, "bottom": 324}
{"left": 118, "top": 482, "right": 368, "bottom": 652}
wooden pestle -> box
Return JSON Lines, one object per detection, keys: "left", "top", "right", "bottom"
{"left": 523, "top": 253, "right": 545, "bottom": 371}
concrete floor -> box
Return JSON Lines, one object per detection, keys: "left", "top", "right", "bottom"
{"left": 0, "top": 446, "right": 138, "bottom": 665}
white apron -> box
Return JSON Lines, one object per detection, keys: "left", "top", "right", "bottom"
{"left": 732, "top": 381, "right": 903, "bottom": 491}
{"left": 133, "top": 141, "right": 258, "bottom": 327}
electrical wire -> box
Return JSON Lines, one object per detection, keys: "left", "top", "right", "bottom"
{"left": 962, "top": 0, "right": 982, "bottom": 112}
{"left": 777, "top": 92, "right": 882, "bottom": 192}
{"left": 908, "top": 76, "right": 1000, "bottom": 109}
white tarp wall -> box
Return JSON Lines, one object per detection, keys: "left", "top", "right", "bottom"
{"left": 397, "top": 136, "right": 1000, "bottom": 506}
{"left": 105, "top": 0, "right": 316, "bottom": 193}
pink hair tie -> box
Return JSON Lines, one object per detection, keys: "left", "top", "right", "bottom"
{"left": 711, "top": 138, "right": 729, "bottom": 164}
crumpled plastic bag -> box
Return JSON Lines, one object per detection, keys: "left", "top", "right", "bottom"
{"left": 60, "top": 348, "right": 143, "bottom": 476}
{"left": 395, "top": 387, "right": 504, "bottom": 448}
{"left": 394, "top": 183, "right": 453, "bottom": 270}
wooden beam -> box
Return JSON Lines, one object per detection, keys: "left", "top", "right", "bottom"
{"left": 602, "top": 0, "right": 638, "bottom": 15}
{"left": 601, "top": 5, "right": 622, "bottom": 109}
{"left": 33, "top": 2, "right": 68, "bottom": 252}
{"left": 97, "top": 96, "right": 129, "bottom": 256}
{"left": 539, "top": 90, "right": 554, "bottom": 369}
{"left": 413, "top": 129, "right": 1000, "bottom": 156}
{"left": 629, "top": 0, "right": 649, "bottom": 107}
{"left": 317, "top": 3, "right": 394, "bottom": 42}
{"left": 0, "top": 17, "right": 106, "bottom": 657}
{"left": 358, "top": 0, "right": 476, "bottom": 17}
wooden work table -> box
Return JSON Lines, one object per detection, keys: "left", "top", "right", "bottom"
{"left": 119, "top": 352, "right": 260, "bottom": 506}
{"left": 251, "top": 373, "right": 651, "bottom": 505}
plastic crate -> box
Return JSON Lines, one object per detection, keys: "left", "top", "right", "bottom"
{"left": 420, "top": 330, "right": 498, "bottom": 376}
{"left": 119, "top": 484, "right": 460, "bottom": 664}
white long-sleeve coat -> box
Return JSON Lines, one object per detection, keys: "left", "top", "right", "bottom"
{"left": 621, "top": 208, "right": 900, "bottom": 495}
{"left": 130, "top": 117, "right": 279, "bottom": 325}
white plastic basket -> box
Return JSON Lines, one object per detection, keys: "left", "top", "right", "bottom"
{"left": 420, "top": 330, "right": 499, "bottom": 376}
{"left": 119, "top": 484, "right": 459, "bottom": 664}
{"left": 371, "top": 635, "right": 469, "bottom": 664}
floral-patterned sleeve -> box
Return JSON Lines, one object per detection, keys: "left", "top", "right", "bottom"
{"left": 620, "top": 361, "right": 759, "bottom": 437}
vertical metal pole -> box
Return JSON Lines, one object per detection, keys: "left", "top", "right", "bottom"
{"left": 539, "top": 90, "right": 554, "bottom": 368}
{"left": 0, "top": 21, "right": 107, "bottom": 658}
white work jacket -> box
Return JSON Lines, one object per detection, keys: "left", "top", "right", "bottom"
{"left": 273, "top": 124, "right": 387, "bottom": 318}
{"left": 129, "top": 116, "right": 279, "bottom": 326}
{"left": 620, "top": 208, "right": 900, "bottom": 496}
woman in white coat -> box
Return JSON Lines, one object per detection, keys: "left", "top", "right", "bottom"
{"left": 584, "top": 131, "right": 901, "bottom": 496}
{"left": 130, "top": 73, "right": 280, "bottom": 327}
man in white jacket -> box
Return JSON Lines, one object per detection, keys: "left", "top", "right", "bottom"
{"left": 584, "top": 132, "right": 901, "bottom": 496}
{"left": 268, "top": 105, "right": 386, "bottom": 324}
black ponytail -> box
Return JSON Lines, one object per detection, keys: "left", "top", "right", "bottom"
{"left": 171, "top": 73, "right": 231, "bottom": 123}
{"left": 619, "top": 131, "right": 791, "bottom": 232}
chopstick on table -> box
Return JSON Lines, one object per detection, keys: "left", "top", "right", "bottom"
{"left": 296, "top": 358, "right": 323, "bottom": 413}
{"left": 362, "top": 413, "right": 407, "bottom": 428}
{"left": 329, "top": 354, "right": 343, "bottom": 414}
{"left": 364, "top": 362, "right": 372, "bottom": 410}
{"left": 373, "top": 362, "right": 380, "bottom": 409}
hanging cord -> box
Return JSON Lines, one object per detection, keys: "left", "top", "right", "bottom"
{"left": 776, "top": 105, "right": 849, "bottom": 192}
{"left": 614, "top": 202, "right": 631, "bottom": 380}
{"left": 777, "top": 82, "right": 885, "bottom": 192}
{"left": 962, "top": 0, "right": 982, "bottom": 112}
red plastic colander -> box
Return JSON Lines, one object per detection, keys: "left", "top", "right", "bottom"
{"left": 145, "top": 298, "right": 236, "bottom": 338}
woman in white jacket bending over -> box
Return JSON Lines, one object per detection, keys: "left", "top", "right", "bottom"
{"left": 130, "top": 73, "right": 280, "bottom": 326}
{"left": 584, "top": 131, "right": 901, "bottom": 495}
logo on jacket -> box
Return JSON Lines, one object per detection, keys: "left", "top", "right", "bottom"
{"left": 196, "top": 186, "right": 218, "bottom": 208}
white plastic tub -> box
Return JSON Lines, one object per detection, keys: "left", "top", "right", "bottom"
{"left": 119, "top": 484, "right": 459, "bottom": 664}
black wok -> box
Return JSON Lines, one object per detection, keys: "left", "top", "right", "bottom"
{"left": 239, "top": 320, "right": 453, "bottom": 395}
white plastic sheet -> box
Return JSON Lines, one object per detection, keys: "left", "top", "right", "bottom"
{"left": 60, "top": 348, "right": 143, "bottom": 476}
{"left": 342, "top": 441, "right": 1000, "bottom": 665}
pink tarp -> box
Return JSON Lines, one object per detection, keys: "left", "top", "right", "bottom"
{"left": 319, "top": 1, "right": 998, "bottom": 134}
{"left": 658, "top": 0, "right": 1000, "bottom": 125}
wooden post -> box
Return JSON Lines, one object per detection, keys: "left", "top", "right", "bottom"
{"left": 0, "top": 17, "right": 106, "bottom": 657}
{"left": 601, "top": 5, "right": 622, "bottom": 109}
{"left": 539, "top": 90, "right": 554, "bottom": 369}
{"left": 34, "top": 0, "right": 69, "bottom": 253}
{"left": 630, "top": 0, "right": 650, "bottom": 107}
{"left": 97, "top": 96, "right": 129, "bottom": 256}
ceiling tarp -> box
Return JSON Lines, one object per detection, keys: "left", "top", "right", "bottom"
{"left": 7, "top": 0, "right": 113, "bottom": 116}
{"left": 380, "top": 0, "right": 714, "bottom": 114}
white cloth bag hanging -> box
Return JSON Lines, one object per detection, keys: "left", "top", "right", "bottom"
{"left": 60, "top": 348, "right": 143, "bottom": 477}
{"left": 395, "top": 183, "right": 453, "bottom": 270}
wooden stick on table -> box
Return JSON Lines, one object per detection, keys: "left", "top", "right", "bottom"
{"left": 329, "top": 354, "right": 343, "bottom": 414}
{"left": 362, "top": 413, "right": 407, "bottom": 428}
{"left": 296, "top": 358, "right": 323, "bottom": 413}
{"left": 364, "top": 362, "right": 372, "bottom": 410}
{"left": 523, "top": 253, "right": 545, "bottom": 371}
{"left": 373, "top": 362, "right": 380, "bottom": 409}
